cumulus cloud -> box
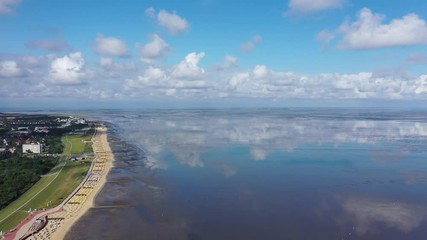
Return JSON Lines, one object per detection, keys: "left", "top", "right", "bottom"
{"left": 228, "top": 65, "right": 307, "bottom": 98}
{"left": 286, "top": 0, "right": 343, "bottom": 15}
{"left": 47, "top": 52, "right": 87, "bottom": 85}
{"left": 172, "top": 52, "right": 205, "bottom": 79}
{"left": 137, "top": 34, "right": 169, "bottom": 63}
{"left": 125, "top": 66, "right": 167, "bottom": 90}
{"left": 145, "top": 7, "right": 155, "bottom": 18}
{"left": 216, "top": 55, "right": 238, "bottom": 70}
{"left": 412, "top": 75, "right": 427, "bottom": 95}
{"left": 99, "top": 57, "right": 134, "bottom": 71}
{"left": 99, "top": 57, "right": 135, "bottom": 78}
{"left": 252, "top": 65, "right": 268, "bottom": 79}
{"left": 316, "top": 29, "right": 335, "bottom": 48}
{"left": 224, "top": 65, "right": 423, "bottom": 99}
{"left": 405, "top": 53, "right": 427, "bottom": 65}
{"left": 0, "top": 0, "right": 20, "bottom": 14}
{"left": 26, "top": 38, "right": 72, "bottom": 52}
{"left": 227, "top": 72, "right": 250, "bottom": 91}
{"left": 125, "top": 52, "right": 209, "bottom": 96}
{"left": 146, "top": 7, "right": 189, "bottom": 35}
{"left": 94, "top": 35, "right": 128, "bottom": 57}
{"left": 322, "top": 8, "right": 427, "bottom": 50}
{"left": 0, "top": 60, "right": 24, "bottom": 78}
{"left": 21, "top": 55, "right": 54, "bottom": 68}
{"left": 240, "top": 35, "right": 262, "bottom": 52}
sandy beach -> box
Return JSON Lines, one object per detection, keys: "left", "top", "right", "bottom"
{"left": 52, "top": 125, "right": 114, "bottom": 240}
{"left": 6, "top": 125, "right": 115, "bottom": 240}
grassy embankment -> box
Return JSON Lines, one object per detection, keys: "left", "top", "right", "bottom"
{"left": 0, "top": 130, "right": 94, "bottom": 233}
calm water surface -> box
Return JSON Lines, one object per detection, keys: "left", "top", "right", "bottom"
{"left": 67, "top": 109, "right": 427, "bottom": 240}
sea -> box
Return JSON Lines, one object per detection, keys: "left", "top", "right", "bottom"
{"left": 64, "top": 109, "right": 427, "bottom": 240}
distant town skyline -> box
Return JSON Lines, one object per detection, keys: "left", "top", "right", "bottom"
{"left": 1, "top": 0, "right": 427, "bottom": 108}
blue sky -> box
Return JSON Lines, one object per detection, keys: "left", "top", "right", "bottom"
{"left": 1, "top": 0, "right": 427, "bottom": 109}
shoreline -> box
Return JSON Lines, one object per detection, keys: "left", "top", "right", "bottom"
{"left": 5, "top": 124, "right": 115, "bottom": 240}
{"left": 52, "top": 124, "right": 114, "bottom": 240}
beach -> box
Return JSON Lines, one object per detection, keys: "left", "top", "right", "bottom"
{"left": 53, "top": 125, "right": 114, "bottom": 239}
{"left": 5, "top": 125, "right": 115, "bottom": 240}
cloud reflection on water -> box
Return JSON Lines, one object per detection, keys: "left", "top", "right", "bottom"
{"left": 112, "top": 111, "right": 427, "bottom": 169}
{"left": 79, "top": 110, "right": 427, "bottom": 239}
{"left": 341, "top": 196, "right": 427, "bottom": 234}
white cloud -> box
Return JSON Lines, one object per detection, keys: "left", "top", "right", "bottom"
{"left": 145, "top": 7, "right": 155, "bottom": 18}
{"left": 99, "top": 57, "right": 134, "bottom": 70}
{"left": 405, "top": 53, "right": 427, "bottom": 65}
{"left": 286, "top": 0, "right": 343, "bottom": 15}
{"left": 26, "top": 38, "right": 71, "bottom": 52}
{"left": 147, "top": 8, "right": 189, "bottom": 35}
{"left": 0, "top": 60, "right": 24, "bottom": 78}
{"left": 316, "top": 29, "right": 335, "bottom": 47}
{"left": 240, "top": 35, "right": 262, "bottom": 52}
{"left": 99, "top": 57, "right": 135, "bottom": 78}
{"left": 125, "top": 66, "right": 167, "bottom": 90}
{"left": 216, "top": 55, "right": 238, "bottom": 70}
{"left": 253, "top": 65, "right": 269, "bottom": 79}
{"left": 224, "top": 65, "right": 418, "bottom": 99}
{"left": 9, "top": 51, "right": 427, "bottom": 101}
{"left": 413, "top": 75, "right": 427, "bottom": 95}
{"left": 47, "top": 52, "right": 87, "bottom": 85}
{"left": 0, "top": 0, "right": 20, "bottom": 14}
{"left": 124, "top": 52, "right": 210, "bottom": 96}
{"left": 228, "top": 72, "right": 250, "bottom": 90}
{"left": 94, "top": 35, "right": 128, "bottom": 57}
{"left": 331, "top": 8, "right": 427, "bottom": 49}
{"left": 171, "top": 52, "right": 205, "bottom": 79}
{"left": 20, "top": 55, "right": 54, "bottom": 68}
{"left": 137, "top": 34, "right": 169, "bottom": 63}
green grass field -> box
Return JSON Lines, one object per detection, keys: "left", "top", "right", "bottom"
{"left": 0, "top": 129, "right": 94, "bottom": 233}
{"left": 63, "top": 133, "right": 93, "bottom": 155}
{"left": 0, "top": 175, "right": 55, "bottom": 231}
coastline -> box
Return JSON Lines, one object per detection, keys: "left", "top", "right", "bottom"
{"left": 4, "top": 124, "right": 116, "bottom": 240}
{"left": 52, "top": 124, "right": 114, "bottom": 240}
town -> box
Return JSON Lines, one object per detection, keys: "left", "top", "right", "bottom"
{"left": 0, "top": 113, "right": 89, "bottom": 159}
{"left": 0, "top": 113, "right": 93, "bottom": 228}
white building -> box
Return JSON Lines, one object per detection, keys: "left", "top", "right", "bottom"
{"left": 34, "top": 127, "right": 50, "bottom": 133}
{"left": 77, "top": 119, "right": 86, "bottom": 124}
{"left": 22, "top": 143, "right": 43, "bottom": 154}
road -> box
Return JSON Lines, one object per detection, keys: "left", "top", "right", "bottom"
{"left": 0, "top": 136, "right": 73, "bottom": 232}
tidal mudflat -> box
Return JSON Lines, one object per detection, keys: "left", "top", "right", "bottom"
{"left": 67, "top": 109, "right": 427, "bottom": 240}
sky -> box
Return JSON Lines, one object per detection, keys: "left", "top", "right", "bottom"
{"left": 1, "top": 0, "right": 427, "bottom": 109}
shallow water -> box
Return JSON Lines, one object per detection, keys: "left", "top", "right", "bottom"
{"left": 67, "top": 109, "right": 427, "bottom": 239}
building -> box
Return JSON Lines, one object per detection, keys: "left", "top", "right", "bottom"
{"left": 22, "top": 143, "right": 43, "bottom": 154}
{"left": 34, "top": 127, "right": 50, "bottom": 133}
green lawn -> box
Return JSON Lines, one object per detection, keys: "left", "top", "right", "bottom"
{"left": 0, "top": 175, "right": 55, "bottom": 231}
{"left": 0, "top": 129, "right": 94, "bottom": 232}
{"left": 63, "top": 133, "right": 93, "bottom": 155}
{"left": 23, "top": 161, "right": 91, "bottom": 209}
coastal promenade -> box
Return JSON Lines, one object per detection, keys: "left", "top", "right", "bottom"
{"left": 3, "top": 125, "right": 114, "bottom": 240}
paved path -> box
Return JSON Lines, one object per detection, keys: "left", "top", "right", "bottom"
{"left": 4, "top": 127, "right": 99, "bottom": 240}
{"left": 4, "top": 208, "right": 63, "bottom": 240}
{"left": 0, "top": 137, "right": 72, "bottom": 230}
